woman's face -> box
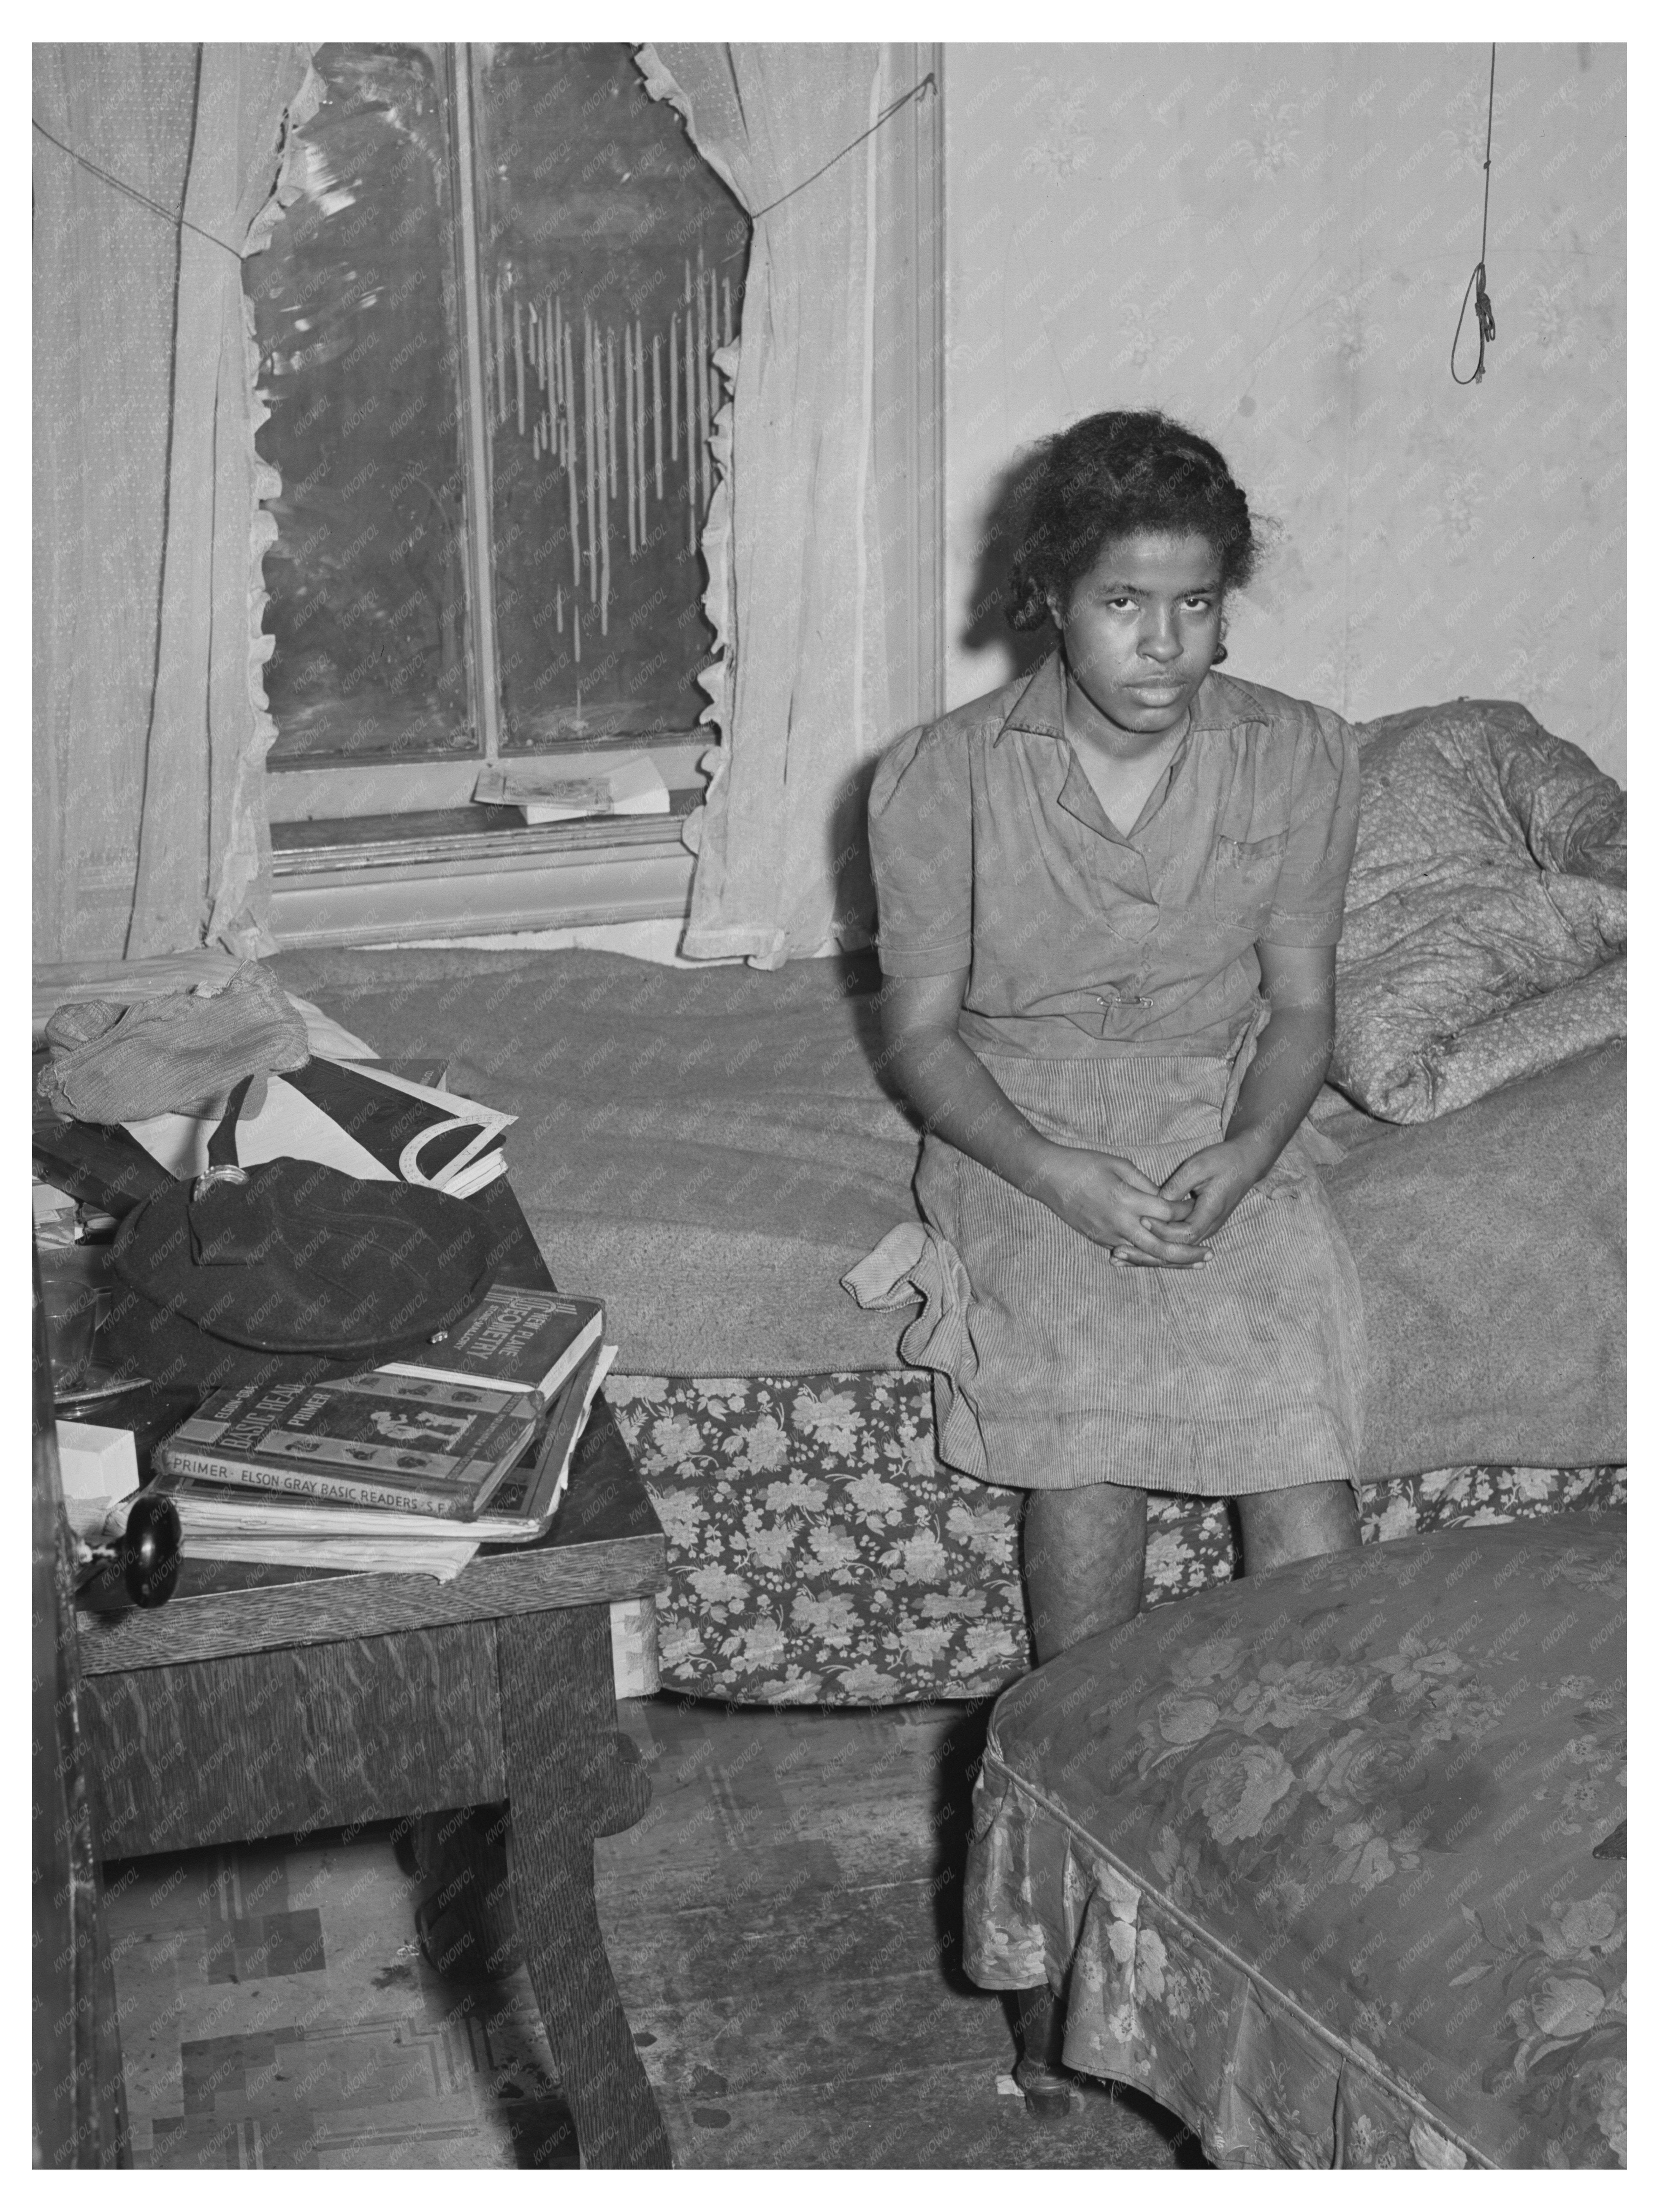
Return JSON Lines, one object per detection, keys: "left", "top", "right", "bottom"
{"left": 1049, "top": 530, "right": 1225, "bottom": 740}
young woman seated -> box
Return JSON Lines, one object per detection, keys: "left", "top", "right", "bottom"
{"left": 867, "top": 410, "right": 1366, "bottom": 2113}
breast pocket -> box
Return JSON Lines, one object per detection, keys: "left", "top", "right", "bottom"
{"left": 1208, "top": 829, "right": 1289, "bottom": 935}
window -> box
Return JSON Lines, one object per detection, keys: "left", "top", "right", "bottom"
{"left": 249, "top": 43, "right": 750, "bottom": 795}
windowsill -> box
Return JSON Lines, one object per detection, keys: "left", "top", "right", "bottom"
{"left": 265, "top": 738, "right": 713, "bottom": 825}
{"left": 270, "top": 788, "right": 702, "bottom": 872}
{"left": 267, "top": 792, "right": 700, "bottom": 949}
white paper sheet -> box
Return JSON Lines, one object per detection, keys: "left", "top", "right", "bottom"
{"left": 123, "top": 1077, "right": 394, "bottom": 1181}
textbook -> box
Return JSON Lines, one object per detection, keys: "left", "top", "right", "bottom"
{"left": 149, "top": 1343, "right": 615, "bottom": 1553}
{"left": 469, "top": 1340, "right": 611, "bottom": 1533}
{"left": 472, "top": 751, "right": 669, "bottom": 824}
{"left": 378, "top": 1283, "right": 604, "bottom": 1406}
{"left": 152, "top": 1371, "right": 540, "bottom": 1520}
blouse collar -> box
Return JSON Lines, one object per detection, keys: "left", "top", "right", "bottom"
{"left": 991, "top": 649, "right": 1269, "bottom": 745}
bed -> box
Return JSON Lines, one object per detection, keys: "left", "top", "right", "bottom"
{"left": 270, "top": 696, "right": 1626, "bottom": 1706}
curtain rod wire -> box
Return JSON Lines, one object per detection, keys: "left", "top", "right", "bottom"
{"left": 749, "top": 72, "right": 937, "bottom": 223}
{"left": 32, "top": 118, "right": 246, "bottom": 261}
{"left": 38, "top": 67, "right": 941, "bottom": 269}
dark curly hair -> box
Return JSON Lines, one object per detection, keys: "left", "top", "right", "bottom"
{"left": 1006, "top": 410, "right": 1259, "bottom": 633}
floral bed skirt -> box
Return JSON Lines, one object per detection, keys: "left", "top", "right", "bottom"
{"left": 607, "top": 1370, "right": 1626, "bottom": 1706}
{"left": 962, "top": 1517, "right": 1626, "bottom": 2168}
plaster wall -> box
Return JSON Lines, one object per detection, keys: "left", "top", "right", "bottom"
{"left": 941, "top": 43, "right": 1626, "bottom": 782}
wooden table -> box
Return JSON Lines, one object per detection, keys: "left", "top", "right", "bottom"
{"left": 69, "top": 1184, "right": 674, "bottom": 2170}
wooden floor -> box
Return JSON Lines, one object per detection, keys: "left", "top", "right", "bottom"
{"left": 105, "top": 1695, "right": 1197, "bottom": 2169}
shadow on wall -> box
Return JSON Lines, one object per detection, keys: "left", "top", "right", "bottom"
{"left": 829, "top": 446, "right": 1052, "bottom": 971}
{"left": 958, "top": 451, "right": 1056, "bottom": 689}
{"left": 829, "top": 442, "right": 1056, "bottom": 960}
{"left": 823, "top": 751, "right": 884, "bottom": 959}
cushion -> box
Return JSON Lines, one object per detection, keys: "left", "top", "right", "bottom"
{"left": 964, "top": 1517, "right": 1627, "bottom": 2169}
{"left": 1333, "top": 700, "right": 1625, "bottom": 1122}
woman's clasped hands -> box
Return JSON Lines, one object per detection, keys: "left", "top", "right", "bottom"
{"left": 1032, "top": 1134, "right": 1275, "bottom": 1266}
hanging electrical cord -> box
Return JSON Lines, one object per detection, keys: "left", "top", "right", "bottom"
{"left": 1450, "top": 44, "right": 1499, "bottom": 385}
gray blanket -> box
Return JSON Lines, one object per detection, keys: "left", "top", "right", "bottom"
{"left": 273, "top": 947, "right": 918, "bottom": 1371}
{"left": 1316, "top": 1039, "right": 1624, "bottom": 1476}
{"left": 272, "top": 948, "right": 1625, "bottom": 1480}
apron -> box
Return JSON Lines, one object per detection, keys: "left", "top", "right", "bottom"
{"left": 849, "top": 1022, "right": 1365, "bottom": 1497}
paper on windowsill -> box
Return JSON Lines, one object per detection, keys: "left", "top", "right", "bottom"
{"left": 473, "top": 751, "right": 670, "bottom": 822}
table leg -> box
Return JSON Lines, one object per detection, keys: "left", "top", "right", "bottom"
{"left": 497, "top": 1607, "right": 673, "bottom": 2170}
{"left": 403, "top": 1736, "right": 652, "bottom": 1981}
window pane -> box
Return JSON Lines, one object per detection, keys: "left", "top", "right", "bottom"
{"left": 251, "top": 45, "right": 475, "bottom": 763}
{"left": 470, "top": 43, "right": 751, "bottom": 749}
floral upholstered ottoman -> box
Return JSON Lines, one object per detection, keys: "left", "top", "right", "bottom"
{"left": 963, "top": 1516, "right": 1626, "bottom": 2169}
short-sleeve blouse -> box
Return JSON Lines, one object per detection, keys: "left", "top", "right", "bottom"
{"left": 867, "top": 651, "right": 1361, "bottom": 1060}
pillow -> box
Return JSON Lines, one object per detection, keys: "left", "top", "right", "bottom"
{"left": 964, "top": 1517, "right": 1627, "bottom": 2169}
{"left": 1330, "top": 700, "right": 1625, "bottom": 1122}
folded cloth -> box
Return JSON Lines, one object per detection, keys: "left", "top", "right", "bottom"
{"left": 840, "top": 1223, "right": 929, "bottom": 1310}
{"left": 36, "top": 961, "right": 310, "bottom": 1124}
{"left": 44, "top": 1000, "right": 126, "bottom": 1051}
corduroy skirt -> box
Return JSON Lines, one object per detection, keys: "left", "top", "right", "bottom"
{"left": 906, "top": 1040, "right": 1366, "bottom": 1497}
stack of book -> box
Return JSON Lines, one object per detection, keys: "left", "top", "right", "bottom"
{"left": 148, "top": 1286, "right": 611, "bottom": 1581}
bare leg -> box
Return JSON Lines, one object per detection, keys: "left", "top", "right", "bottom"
{"left": 1237, "top": 1479, "right": 1360, "bottom": 1575}
{"left": 1008, "top": 1480, "right": 1354, "bottom": 2114}
{"left": 1021, "top": 1484, "right": 1148, "bottom": 1666}
{"left": 1011, "top": 1484, "right": 1145, "bottom": 2116}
